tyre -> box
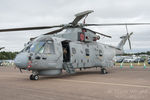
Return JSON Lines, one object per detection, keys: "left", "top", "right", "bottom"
{"left": 30, "top": 74, "right": 39, "bottom": 80}
{"left": 101, "top": 68, "right": 107, "bottom": 74}
{"left": 30, "top": 74, "right": 34, "bottom": 80}
{"left": 34, "top": 75, "right": 39, "bottom": 80}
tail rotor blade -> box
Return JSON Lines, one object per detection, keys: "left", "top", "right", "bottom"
{"left": 128, "top": 38, "right": 131, "bottom": 49}
{"left": 128, "top": 32, "right": 133, "bottom": 49}
{"left": 130, "top": 32, "right": 133, "bottom": 36}
{"left": 125, "top": 25, "right": 132, "bottom": 49}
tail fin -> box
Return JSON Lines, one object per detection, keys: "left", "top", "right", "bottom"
{"left": 117, "top": 32, "right": 133, "bottom": 52}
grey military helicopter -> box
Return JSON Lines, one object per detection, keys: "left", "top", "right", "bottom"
{"left": 0, "top": 10, "right": 150, "bottom": 80}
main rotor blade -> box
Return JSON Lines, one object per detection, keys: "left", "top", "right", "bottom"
{"left": 71, "top": 10, "right": 94, "bottom": 25}
{"left": 84, "top": 23, "right": 150, "bottom": 26}
{"left": 0, "top": 25, "right": 63, "bottom": 32}
{"left": 30, "top": 37, "right": 37, "bottom": 41}
{"left": 96, "top": 32, "right": 112, "bottom": 38}
{"left": 44, "top": 27, "right": 64, "bottom": 35}
{"left": 86, "top": 28, "right": 111, "bottom": 38}
{"left": 30, "top": 28, "right": 64, "bottom": 41}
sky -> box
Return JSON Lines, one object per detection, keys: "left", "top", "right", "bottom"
{"left": 0, "top": 0, "right": 150, "bottom": 53}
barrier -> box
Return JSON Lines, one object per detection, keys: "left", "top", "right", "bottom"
{"left": 130, "top": 63, "right": 133, "bottom": 69}
{"left": 120, "top": 63, "right": 123, "bottom": 68}
{"left": 118, "top": 62, "right": 149, "bottom": 69}
{"left": 144, "top": 63, "right": 147, "bottom": 69}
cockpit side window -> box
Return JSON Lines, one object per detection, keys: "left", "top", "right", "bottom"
{"left": 49, "top": 41, "right": 55, "bottom": 54}
{"left": 39, "top": 41, "right": 55, "bottom": 54}
{"left": 39, "top": 46, "right": 44, "bottom": 53}
{"left": 25, "top": 45, "right": 31, "bottom": 52}
{"left": 43, "top": 43, "right": 50, "bottom": 53}
{"left": 27, "top": 40, "right": 55, "bottom": 54}
{"left": 21, "top": 44, "right": 31, "bottom": 53}
{"left": 30, "top": 41, "right": 45, "bottom": 53}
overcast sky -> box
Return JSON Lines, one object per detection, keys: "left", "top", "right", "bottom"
{"left": 0, "top": 0, "right": 150, "bottom": 53}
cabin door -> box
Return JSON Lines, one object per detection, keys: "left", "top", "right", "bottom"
{"left": 61, "top": 41, "right": 70, "bottom": 62}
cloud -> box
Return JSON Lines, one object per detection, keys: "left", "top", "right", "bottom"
{"left": 0, "top": 0, "right": 150, "bottom": 52}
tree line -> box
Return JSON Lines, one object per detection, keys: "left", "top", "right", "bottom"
{"left": 0, "top": 51, "right": 18, "bottom": 60}
{"left": 123, "top": 51, "right": 150, "bottom": 56}
{"left": 0, "top": 51, "right": 150, "bottom": 60}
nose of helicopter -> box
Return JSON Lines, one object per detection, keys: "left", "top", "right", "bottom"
{"left": 14, "top": 52, "right": 29, "bottom": 69}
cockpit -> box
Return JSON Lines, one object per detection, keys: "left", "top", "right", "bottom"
{"left": 22, "top": 40, "right": 55, "bottom": 54}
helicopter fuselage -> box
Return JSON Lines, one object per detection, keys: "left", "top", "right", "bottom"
{"left": 15, "top": 34, "right": 116, "bottom": 76}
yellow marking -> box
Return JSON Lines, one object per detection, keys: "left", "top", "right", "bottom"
{"left": 98, "top": 56, "right": 102, "bottom": 59}
{"left": 58, "top": 79, "right": 150, "bottom": 89}
{"left": 86, "top": 56, "right": 89, "bottom": 58}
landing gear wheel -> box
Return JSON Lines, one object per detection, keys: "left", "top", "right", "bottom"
{"left": 30, "top": 74, "right": 34, "bottom": 80}
{"left": 30, "top": 74, "right": 39, "bottom": 80}
{"left": 34, "top": 75, "right": 39, "bottom": 80}
{"left": 101, "top": 68, "right": 108, "bottom": 74}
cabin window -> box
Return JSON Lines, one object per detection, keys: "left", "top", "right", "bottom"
{"left": 99, "top": 50, "right": 103, "bottom": 56}
{"left": 87, "top": 59, "right": 89, "bottom": 62}
{"left": 72, "top": 48, "right": 76, "bottom": 54}
{"left": 87, "top": 44, "right": 89, "bottom": 47}
{"left": 85, "top": 49, "right": 89, "bottom": 56}
{"left": 78, "top": 33, "right": 85, "bottom": 41}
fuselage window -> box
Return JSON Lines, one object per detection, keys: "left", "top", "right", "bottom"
{"left": 85, "top": 49, "right": 89, "bottom": 56}
{"left": 99, "top": 50, "right": 103, "bottom": 56}
{"left": 72, "top": 48, "right": 76, "bottom": 54}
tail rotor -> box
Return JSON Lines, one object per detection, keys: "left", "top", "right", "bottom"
{"left": 125, "top": 25, "right": 133, "bottom": 49}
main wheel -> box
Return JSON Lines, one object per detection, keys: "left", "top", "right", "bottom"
{"left": 30, "top": 74, "right": 39, "bottom": 80}
{"left": 101, "top": 68, "right": 108, "bottom": 74}
{"left": 30, "top": 74, "right": 34, "bottom": 80}
{"left": 34, "top": 75, "right": 39, "bottom": 80}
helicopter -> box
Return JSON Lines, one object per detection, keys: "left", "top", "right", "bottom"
{"left": 0, "top": 10, "right": 150, "bottom": 80}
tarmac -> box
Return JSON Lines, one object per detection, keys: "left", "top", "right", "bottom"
{"left": 0, "top": 66, "right": 150, "bottom": 100}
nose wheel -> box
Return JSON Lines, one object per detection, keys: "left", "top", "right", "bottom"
{"left": 101, "top": 68, "right": 108, "bottom": 74}
{"left": 30, "top": 74, "right": 39, "bottom": 80}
